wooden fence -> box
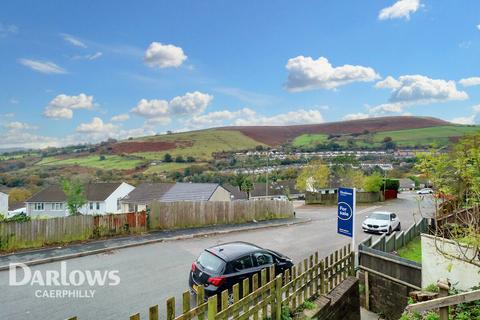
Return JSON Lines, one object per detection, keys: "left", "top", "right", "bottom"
{"left": 149, "top": 200, "right": 294, "bottom": 230}
{"left": 117, "top": 244, "right": 353, "bottom": 320}
{"left": 0, "top": 201, "right": 293, "bottom": 252}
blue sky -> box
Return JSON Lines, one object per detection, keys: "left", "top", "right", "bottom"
{"left": 0, "top": 0, "right": 479, "bottom": 148}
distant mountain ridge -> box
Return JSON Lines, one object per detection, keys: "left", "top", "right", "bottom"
{"left": 222, "top": 116, "right": 450, "bottom": 145}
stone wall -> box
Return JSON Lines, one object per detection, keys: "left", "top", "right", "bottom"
{"left": 309, "top": 277, "right": 360, "bottom": 320}
{"left": 358, "top": 270, "right": 415, "bottom": 320}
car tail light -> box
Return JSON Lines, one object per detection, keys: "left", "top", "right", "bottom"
{"left": 191, "top": 262, "right": 196, "bottom": 272}
{"left": 208, "top": 276, "right": 225, "bottom": 287}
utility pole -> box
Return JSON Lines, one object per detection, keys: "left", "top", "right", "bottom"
{"left": 266, "top": 152, "right": 269, "bottom": 198}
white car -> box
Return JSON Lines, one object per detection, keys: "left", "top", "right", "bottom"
{"left": 417, "top": 188, "right": 433, "bottom": 195}
{"left": 362, "top": 211, "right": 401, "bottom": 234}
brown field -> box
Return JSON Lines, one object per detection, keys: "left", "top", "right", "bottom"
{"left": 223, "top": 116, "right": 449, "bottom": 145}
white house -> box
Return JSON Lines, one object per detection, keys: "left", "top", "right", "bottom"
{"left": 0, "top": 192, "right": 8, "bottom": 215}
{"left": 25, "top": 182, "right": 135, "bottom": 217}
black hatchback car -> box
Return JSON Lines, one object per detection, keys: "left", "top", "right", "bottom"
{"left": 189, "top": 242, "right": 293, "bottom": 298}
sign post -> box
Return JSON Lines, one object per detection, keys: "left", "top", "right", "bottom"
{"left": 337, "top": 187, "right": 356, "bottom": 253}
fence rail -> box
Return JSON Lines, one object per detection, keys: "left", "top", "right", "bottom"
{"left": 0, "top": 200, "right": 293, "bottom": 252}
{"left": 87, "top": 244, "right": 353, "bottom": 320}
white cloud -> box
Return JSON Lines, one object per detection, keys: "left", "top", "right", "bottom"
{"left": 144, "top": 42, "right": 187, "bottom": 68}
{"left": 76, "top": 117, "right": 117, "bottom": 133}
{"left": 131, "top": 91, "right": 213, "bottom": 125}
{"left": 477, "top": 24, "right": 480, "bottom": 31}
{"left": 4, "top": 121, "right": 36, "bottom": 131}
{"left": 19, "top": 59, "right": 67, "bottom": 74}
{"left": 169, "top": 91, "right": 213, "bottom": 115}
{"left": 235, "top": 109, "right": 324, "bottom": 126}
{"left": 451, "top": 115, "right": 476, "bottom": 125}
{"left": 459, "top": 77, "right": 480, "bottom": 87}
{"left": 285, "top": 56, "right": 379, "bottom": 92}
{"left": 0, "top": 23, "right": 18, "bottom": 37}
{"left": 111, "top": 113, "right": 130, "bottom": 122}
{"left": 61, "top": 33, "right": 87, "bottom": 48}
{"left": 73, "top": 52, "right": 103, "bottom": 61}
{"left": 379, "top": 0, "right": 420, "bottom": 21}
{"left": 132, "top": 98, "right": 169, "bottom": 117}
{"left": 43, "top": 93, "right": 95, "bottom": 119}
{"left": 342, "top": 113, "right": 371, "bottom": 121}
{"left": 0, "top": 131, "right": 60, "bottom": 149}
{"left": 182, "top": 107, "right": 325, "bottom": 129}
{"left": 472, "top": 104, "right": 480, "bottom": 113}
{"left": 372, "top": 75, "right": 468, "bottom": 113}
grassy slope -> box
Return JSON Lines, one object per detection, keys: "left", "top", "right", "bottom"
{"left": 397, "top": 236, "right": 421, "bottom": 263}
{"left": 132, "top": 129, "right": 263, "bottom": 161}
{"left": 38, "top": 155, "right": 143, "bottom": 170}
{"left": 292, "top": 134, "right": 329, "bottom": 147}
{"left": 292, "top": 125, "right": 480, "bottom": 148}
{"left": 35, "top": 129, "right": 262, "bottom": 172}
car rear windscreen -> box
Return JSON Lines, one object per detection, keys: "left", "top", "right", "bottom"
{"left": 197, "top": 251, "right": 225, "bottom": 274}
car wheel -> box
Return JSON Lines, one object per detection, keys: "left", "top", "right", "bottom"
{"left": 396, "top": 222, "right": 401, "bottom": 231}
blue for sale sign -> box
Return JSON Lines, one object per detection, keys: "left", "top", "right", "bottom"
{"left": 337, "top": 187, "right": 356, "bottom": 238}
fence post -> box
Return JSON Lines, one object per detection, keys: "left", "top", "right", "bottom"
{"left": 208, "top": 295, "right": 217, "bottom": 320}
{"left": 364, "top": 271, "right": 370, "bottom": 311}
{"left": 438, "top": 279, "right": 450, "bottom": 320}
{"left": 349, "top": 251, "right": 355, "bottom": 276}
{"left": 319, "top": 261, "right": 325, "bottom": 294}
{"left": 166, "top": 297, "right": 175, "bottom": 320}
{"left": 149, "top": 305, "right": 159, "bottom": 320}
{"left": 274, "top": 275, "right": 282, "bottom": 320}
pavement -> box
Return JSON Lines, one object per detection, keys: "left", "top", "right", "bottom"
{"left": 0, "top": 192, "right": 435, "bottom": 320}
{"left": 361, "top": 307, "right": 381, "bottom": 320}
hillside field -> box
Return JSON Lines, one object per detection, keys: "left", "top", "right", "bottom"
{"left": 292, "top": 125, "right": 480, "bottom": 148}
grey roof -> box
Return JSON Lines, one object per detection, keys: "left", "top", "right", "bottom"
{"left": 122, "top": 183, "right": 227, "bottom": 203}
{"left": 161, "top": 183, "right": 222, "bottom": 202}
{"left": 26, "top": 183, "right": 123, "bottom": 203}
{"left": 223, "top": 184, "right": 247, "bottom": 200}
{"left": 121, "top": 183, "right": 175, "bottom": 204}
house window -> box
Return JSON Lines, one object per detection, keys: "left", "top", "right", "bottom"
{"left": 96, "top": 202, "right": 100, "bottom": 210}
{"left": 53, "top": 203, "right": 63, "bottom": 210}
{"left": 117, "top": 199, "right": 121, "bottom": 211}
{"left": 34, "top": 203, "right": 44, "bottom": 210}
{"left": 89, "top": 202, "right": 93, "bottom": 210}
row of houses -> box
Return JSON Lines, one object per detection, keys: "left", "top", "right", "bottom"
{"left": 0, "top": 180, "right": 302, "bottom": 218}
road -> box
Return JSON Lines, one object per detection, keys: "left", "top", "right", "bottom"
{"left": 0, "top": 192, "right": 435, "bottom": 320}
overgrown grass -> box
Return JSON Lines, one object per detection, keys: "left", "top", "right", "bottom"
{"left": 144, "top": 162, "right": 200, "bottom": 174}
{"left": 38, "top": 155, "right": 143, "bottom": 170}
{"left": 397, "top": 236, "right": 422, "bottom": 263}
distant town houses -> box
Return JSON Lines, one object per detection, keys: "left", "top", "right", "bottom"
{"left": 25, "top": 182, "right": 135, "bottom": 217}
{"left": 224, "top": 180, "right": 305, "bottom": 200}
{"left": 120, "top": 182, "right": 231, "bottom": 212}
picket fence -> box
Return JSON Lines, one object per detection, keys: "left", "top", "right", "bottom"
{"left": 67, "top": 244, "right": 354, "bottom": 320}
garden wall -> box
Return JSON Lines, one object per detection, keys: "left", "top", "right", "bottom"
{"left": 306, "top": 191, "right": 383, "bottom": 205}
{"left": 421, "top": 234, "right": 480, "bottom": 290}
